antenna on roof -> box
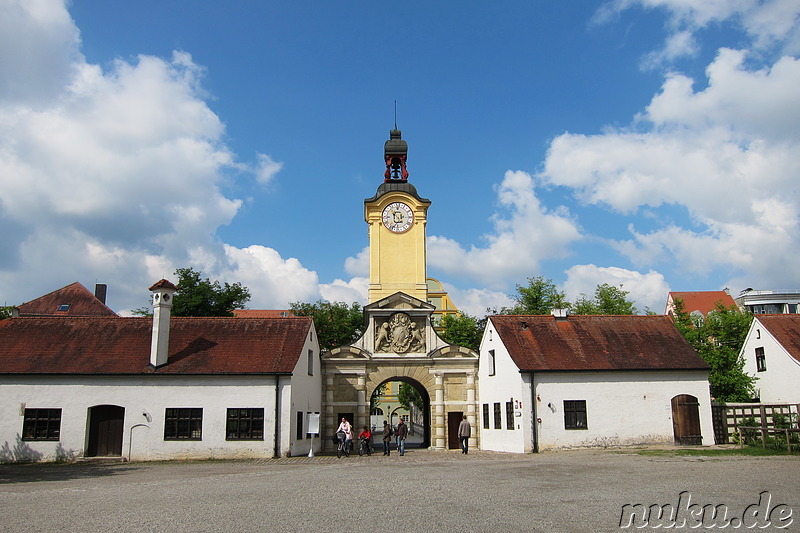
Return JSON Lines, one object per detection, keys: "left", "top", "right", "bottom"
{"left": 394, "top": 100, "right": 397, "bottom": 129}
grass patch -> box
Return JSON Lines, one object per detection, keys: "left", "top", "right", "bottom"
{"left": 622, "top": 446, "right": 799, "bottom": 457}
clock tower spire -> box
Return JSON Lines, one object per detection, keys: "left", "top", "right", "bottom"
{"left": 365, "top": 127, "right": 430, "bottom": 303}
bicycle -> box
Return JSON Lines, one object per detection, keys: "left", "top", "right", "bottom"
{"left": 335, "top": 431, "right": 350, "bottom": 458}
{"left": 358, "top": 436, "right": 372, "bottom": 456}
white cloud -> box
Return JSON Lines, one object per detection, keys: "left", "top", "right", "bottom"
{"left": 0, "top": 1, "right": 315, "bottom": 313}
{"left": 563, "top": 265, "right": 670, "bottom": 314}
{"left": 600, "top": 0, "right": 800, "bottom": 61}
{"left": 443, "top": 285, "right": 515, "bottom": 318}
{"left": 254, "top": 153, "right": 283, "bottom": 185}
{"left": 541, "top": 46, "right": 800, "bottom": 291}
{"left": 427, "top": 170, "right": 582, "bottom": 287}
{"left": 319, "top": 278, "right": 369, "bottom": 305}
{"left": 344, "top": 246, "right": 369, "bottom": 277}
{"left": 220, "top": 245, "right": 320, "bottom": 308}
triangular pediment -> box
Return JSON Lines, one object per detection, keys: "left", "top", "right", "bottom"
{"left": 365, "top": 292, "right": 434, "bottom": 312}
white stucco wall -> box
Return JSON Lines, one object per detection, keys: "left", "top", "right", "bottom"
{"left": 0, "top": 375, "right": 275, "bottom": 462}
{"left": 287, "top": 325, "right": 323, "bottom": 457}
{"left": 478, "top": 318, "right": 715, "bottom": 452}
{"left": 533, "top": 370, "right": 714, "bottom": 449}
{"left": 741, "top": 319, "right": 800, "bottom": 404}
{"left": 477, "top": 324, "right": 531, "bottom": 453}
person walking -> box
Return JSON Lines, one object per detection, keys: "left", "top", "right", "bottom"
{"left": 382, "top": 420, "right": 392, "bottom": 456}
{"left": 458, "top": 414, "right": 471, "bottom": 454}
{"left": 395, "top": 418, "right": 408, "bottom": 456}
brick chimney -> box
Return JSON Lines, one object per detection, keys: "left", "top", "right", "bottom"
{"left": 149, "top": 279, "right": 178, "bottom": 368}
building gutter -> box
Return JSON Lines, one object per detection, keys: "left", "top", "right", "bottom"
{"left": 529, "top": 371, "right": 539, "bottom": 453}
{"left": 274, "top": 374, "right": 281, "bottom": 458}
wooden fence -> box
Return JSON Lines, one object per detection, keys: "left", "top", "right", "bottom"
{"left": 711, "top": 402, "right": 800, "bottom": 444}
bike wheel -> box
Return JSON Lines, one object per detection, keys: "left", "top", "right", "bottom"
{"left": 337, "top": 444, "right": 342, "bottom": 458}
{"left": 359, "top": 445, "right": 364, "bottom": 456}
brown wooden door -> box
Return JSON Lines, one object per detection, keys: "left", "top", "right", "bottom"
{"left": 447, "top": 412, "right": 463, "bottom": 450}
{"left": 87, "top": 405, "right": 124, "bottom": 456}
{"left": 671, "top": 395, "right": 702, "bottom": 445}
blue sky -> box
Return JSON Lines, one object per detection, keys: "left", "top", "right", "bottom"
{"left": 1, "top": 0, "right": 799, "bottom": 316}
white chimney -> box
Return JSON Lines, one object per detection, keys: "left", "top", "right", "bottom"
{"left": 149, "top": 279, "right": 178, "bottom": 368}
{"left": 551, "top": 308, "right": 569, "bottom": 320}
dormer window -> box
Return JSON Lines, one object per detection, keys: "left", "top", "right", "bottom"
{"left": 57, "top": 304, "right": 70, "bottom": 312}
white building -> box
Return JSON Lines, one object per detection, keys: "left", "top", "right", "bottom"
{"left": 479, "top": 313, "right": 714, "bottom": 452}
{"left": 0, "top": 280, "right": 322, "bottom": 463}
{"left": 735, "top": 289, "right": 800, "bottom": 315}
{"left": 740, "top": 314, "right": 800, "bottom": 404}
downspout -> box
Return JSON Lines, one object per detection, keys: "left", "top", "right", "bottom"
{"left": 274, "top": 375, "right": 281, "bottom": 458}
{"left": 530, "top": 372, "right": 539, "bottom": 453}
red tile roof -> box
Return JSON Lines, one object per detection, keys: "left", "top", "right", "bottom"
{"left": 490, "top": 315, "right": 709, "bottom": 372}
{"left": 667, "top": 291, "right": 736, "bottom": 317}
{"left": 16, "top": 282, "right": 118, "bottom": 318}
{"left": 755, "top": 314, "right": 800, "bottom": 364}
{"left": 0, "top": 316, "right": 313, "bottom": 374}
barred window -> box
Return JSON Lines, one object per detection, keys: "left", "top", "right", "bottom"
{"left": 564, "top": 400, "right": 587, "bottom": 430}
{"left": 22, "top": 408, "right": 62, "bottom": 441}
{"left": 164, "top": 408, "right": 203, "bottom": 440}
{"left": 227, "top": 408, "right": 264, "bottom": 441}
{"left": 482, "top": 403, "right": 490, "bottom": 429}
{"left": 506, "top": 401, "right": 515, "bottom": 430}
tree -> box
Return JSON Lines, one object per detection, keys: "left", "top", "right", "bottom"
{"left": 672, "top": 299, "right": 755, "bottom": 402}
{"left": 133, "top": 267, "right": 251, "bottom": 317}
{"left": 0, "top": 306, "right": 12, "bottom": 320}
{"left": 572, "top": 283, "right": 637, "bottom": 315}
{"left": 501, "top": 276, "right": 569, "bottom": 315}
{"left": 398, "top": 382, "right": 425, "bottom": 411}
{"left": 289, "top": 300, "right": 364, "bottom": 351}
{"left": 438, "top": 313, "right": 483, "bottom": 352}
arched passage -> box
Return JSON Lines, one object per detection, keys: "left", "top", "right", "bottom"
{"left": 369, "top": 377, "right": 431, "bottom": 448}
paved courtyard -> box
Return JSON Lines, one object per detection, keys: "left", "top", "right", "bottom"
{"left": 0, "top": 448, "right": 797, "bottom": 532}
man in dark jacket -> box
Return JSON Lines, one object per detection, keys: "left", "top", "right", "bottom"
{"left": 458, "top": 415, "right": 471, "bottom": 454}
{"left": 395, "top": 418, "right": 408, "bottom": 456}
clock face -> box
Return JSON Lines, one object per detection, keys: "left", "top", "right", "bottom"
{"left": 382, "top": 202, "right": 414, "bottom": 233}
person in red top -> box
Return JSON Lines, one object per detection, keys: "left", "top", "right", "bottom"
{"left": 358, "top": 426, "right": 372, "bottom": 455}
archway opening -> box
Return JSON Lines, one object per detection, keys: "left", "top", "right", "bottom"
{"left": 370, "top": 377, "right": 431, "bottom": 449}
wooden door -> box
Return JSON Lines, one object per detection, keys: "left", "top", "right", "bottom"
{"left": 671, "top": 395, "right": 702, "bottom": 445}
{"left": 447, "top": 412, "right": 463, "bottom": 450}
{"left": 87, "top": 405, "right": 124, "bottom": 456}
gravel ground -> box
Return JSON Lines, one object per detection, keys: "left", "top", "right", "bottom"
{"left": 0, "top": 448, "right": 797, "bottom": 532}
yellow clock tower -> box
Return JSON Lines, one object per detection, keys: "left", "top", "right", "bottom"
{"left": 365, "top": 128, "right": 431, "bottom": 303}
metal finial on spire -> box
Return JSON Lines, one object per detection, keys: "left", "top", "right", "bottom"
{"left": 394, "top": 100, "right": 397, "bottom": 130}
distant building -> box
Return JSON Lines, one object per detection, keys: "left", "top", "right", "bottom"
{"left": 14, "top": 282, "right": 117, "bottom": 318}
{"left": 664, "top": 290, "right": 736, "bottom": 319}
{"left": 232, "top": 309, "right": 295, "bottom": 318}
{"left": 735, "top": 289, "right": 800, "bottom": 315}
{"left": 426, "top": 277, "right": 459, "bottom": 330}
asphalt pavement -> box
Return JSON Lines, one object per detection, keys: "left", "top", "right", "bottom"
{"left": 0, "top": 447, "right": 797, "bottom": 532}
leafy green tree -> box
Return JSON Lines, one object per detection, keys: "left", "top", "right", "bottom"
{"left": 0, "top": 306, "right": 13, "bottom": 320}
{"left": 289, "top": 300, "right": 363, "bottom": 351}
{"left": 438, "top": 313, "right": 483, "bottom": 351}
{"left": 572, "top": 283, "right": 637, "bottom": 315}
{"left": 501, "top": 276, "right": 569, "bottom": 315}
{"left": 398, "top": 382, "right": 425, "bottom": 411}
{"left": 672, "top": 299, "right": 755, "bottom": 402}
{"left": 132, "top": 267, "right": 251, "bottom": 317}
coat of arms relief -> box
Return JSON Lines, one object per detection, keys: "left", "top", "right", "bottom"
{"left": 374, "top": 312, "right": 425, "bottom": 353}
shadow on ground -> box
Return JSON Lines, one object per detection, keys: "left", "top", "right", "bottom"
{"left": 0, "top": 462, "right": 138, "bottom": 484}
